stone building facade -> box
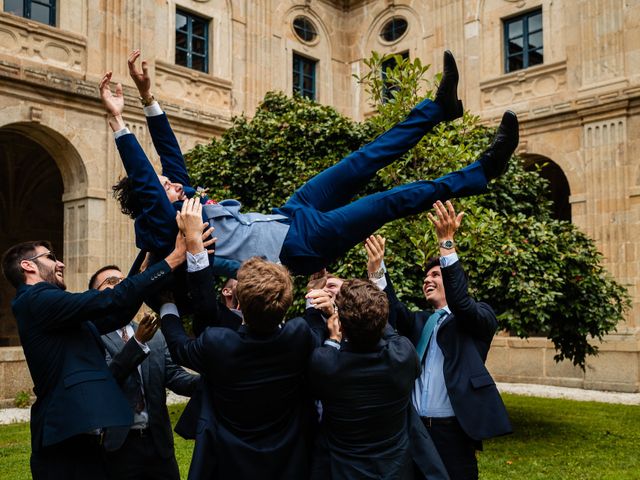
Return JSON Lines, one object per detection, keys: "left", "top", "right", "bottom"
{"left": 0, "top": 0, "right": 639, "bottom": 402}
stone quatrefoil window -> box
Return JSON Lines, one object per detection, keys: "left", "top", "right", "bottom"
{"left": 4, "top": 0, "right": 56, "bottom": 26}
{"left": 380, "top": 17, "right": 408, "bottom": 43}
{"left": 293, "top": 16, "right": 318, "bottom": 43}
{"left": 504, "top": 9, "right": 543, "bottom": 73}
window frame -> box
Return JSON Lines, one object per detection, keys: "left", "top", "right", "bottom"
{"left": 175, "top": 9, "right": 209, "bottom": 74}
{"left": 4, "top": 0, "right": 56, "bottom": 27}
{"left": 503, "top": 9, "right": 543, "bottom": 74}
{"left": 292, "top": 53, "right": 317, "bottom": 100}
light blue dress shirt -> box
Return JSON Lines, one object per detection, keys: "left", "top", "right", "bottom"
{"left": 411, "top": 252, "right": 458, "bottom": 417}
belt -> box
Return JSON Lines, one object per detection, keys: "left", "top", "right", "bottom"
{"left": 420, "top": 416, "right": 456, "bottom": 428}
{"left": 127, "top": 428, "right": 149, "bottom": 438}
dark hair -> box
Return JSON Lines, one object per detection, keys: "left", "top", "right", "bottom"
{"left": 425, "top": 256, "right": 440, "bottom": 274}
{"left": 236, "top": 257, "right": 293, "bottom": 334}
{"left": 89, "top": 265, "right": 122, "bottom": 290}
{"left": 112, "top": 176, "right": 142, "bottom": 219}
{"left": 1, "top": 240, "right": 52, "bottom": 288}
{"left": 335, "top": 279, "right": 389, "bottom": 350}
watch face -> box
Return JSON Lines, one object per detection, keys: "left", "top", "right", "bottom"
{"left": 441, "top": 240, "right": 454, "bottom": 249}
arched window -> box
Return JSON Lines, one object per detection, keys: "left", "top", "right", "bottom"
{"left": 525, "top": 156, "right": 571, "bottom": 221}
{"left": 380, "top": 17, "right": 408, "bottom": 43}
{"left": 293, "top": 16, "right": 317, "bottom": 43}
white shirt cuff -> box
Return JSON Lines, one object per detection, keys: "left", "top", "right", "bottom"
{"left": 372, "top": 276, "right": 387, "bottom": 291}
{"left": 324, "top": 339, "right": 341, "bottom": 350}
{"left": 143, "top": 102, "right": 163, "bottom": 117}
{"left": 113, "top": 127, "right": 131, "bottom": 140}
{"left": 160, "top": 303, "right": 179, "bottom": 319}
{"left": 134, "top": 337, "right": 151, "bottom": 353}
{"left": 440, "top": 252, "right": 459, "bottom": 268}
{"left": 187, "top": 250, "right": 209, "bottom": 272}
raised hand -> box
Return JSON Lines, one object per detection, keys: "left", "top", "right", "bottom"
{"left": 427, "top": 200, "right": 464, "bottom": 243}
{"left": 127, "top": 49, "right": 152, "bottom": 100}
{"left": 306, "top": 289, "right": 335, "bottom": 317}
{"left": 364, "top": 235, "right": 386, "bottom": 276}
{"left": 134, "top": 312, "right": 160, "bottom": 343}
{"left": 326, "top": 311, "right": 342, "bottom": 343}
{"left": 99, "top": 72, "right": 124, "bottom": 117}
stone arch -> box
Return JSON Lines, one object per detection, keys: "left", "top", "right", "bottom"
{"left": 522, "top": 153, "right": 571, "bottom": 221}
{"left": 0, "top": 124, "right": 71, "bottom": 346}
{"left": 360, "top": 4, "right": 427, "bottom": 60}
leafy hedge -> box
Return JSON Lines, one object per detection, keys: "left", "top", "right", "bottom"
{"left": 186, "top": 53, "right": 629, "bottom": 367}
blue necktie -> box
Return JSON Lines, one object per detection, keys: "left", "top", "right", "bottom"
{"left": 415, "top": 309, "right": 447, "bottom": 362}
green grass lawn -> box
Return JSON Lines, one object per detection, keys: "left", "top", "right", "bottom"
{"left": 1, "top": 394, "right": 639, "bottom": 479}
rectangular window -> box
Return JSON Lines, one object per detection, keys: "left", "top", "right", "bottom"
{"left": 4, "top": 0, "right": 56, "bottom": 26}
{"left": 504, "top": 9, "right": 543, "bottom": 73}
{"left": 381, "top": 51, "right": 409, "bottom": 102}
{"left": 175, "top": 10, "right": 209, "bottom": 73}
{"left": 293, "top": 53, "right": 317, "bottom": 100}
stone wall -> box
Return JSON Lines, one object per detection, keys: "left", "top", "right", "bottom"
{"left": 0, "top": 0, "right": 639, "bottom": 399}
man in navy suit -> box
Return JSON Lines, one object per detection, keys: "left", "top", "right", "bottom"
{"left": 381, "top": 201, "right": 512, "bottom": 480}
{"left": 101, "top": 50, "right": 518, "bottom": 276}
{"left": 1, "top": 239, "right": 185, "bottom": 479}
{"left": 309, "top": 279, "right": 449, "bottom": 480}
{"left": 89, "top": 265, "right": 200, "bottom": 480}
{"left": 159, "top": 199, "right": 324, "bottom": 480}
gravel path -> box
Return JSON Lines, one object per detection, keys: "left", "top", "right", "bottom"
{"left": 1, "top": 384, "right": 637, "bottom": 425}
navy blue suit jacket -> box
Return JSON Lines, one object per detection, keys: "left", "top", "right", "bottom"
{"left": 162, "top": 294, "right": 321, "bottom": 480}
{"left": 12, "top": 261, "right": 172, "bottom": 451}
{"left": 309, "top": 325, "right": 449, "bottom": 480}
{"left": 386, "top": 261, "right": 512, "bottom": 441}
{"left": 115, "top": 112, "right": 241, "bottom": 276}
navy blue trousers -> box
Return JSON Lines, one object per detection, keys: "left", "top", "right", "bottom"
{"left": 277, "top": 99, "right": 488, "bottom": 274}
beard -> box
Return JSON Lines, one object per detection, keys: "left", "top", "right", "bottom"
{"left": 36, "top": 261, "right": 67, "bottom": 291}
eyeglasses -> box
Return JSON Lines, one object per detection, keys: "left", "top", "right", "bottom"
{"left": 23, "top": 251, "right": 58, "bottom": 263}
{"left": 96, "top": 275, "right": 124, "bottom": 290}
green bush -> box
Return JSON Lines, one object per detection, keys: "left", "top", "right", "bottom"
{"left": 185, "top": 53, "right": 629, "bottom": 368}
{"left": 13, "top": 391, "right": 31, "bottom": 409}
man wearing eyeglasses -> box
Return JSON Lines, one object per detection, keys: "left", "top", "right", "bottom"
{"left": 1, "top": 239, "right": 185, "bottom": 480}
{"left": 89, "top": 265, "right": 199, "bottom": 480}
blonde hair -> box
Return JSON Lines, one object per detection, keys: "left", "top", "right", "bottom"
{"left": 236, "top": 257, "right": 293, "bottom": 333}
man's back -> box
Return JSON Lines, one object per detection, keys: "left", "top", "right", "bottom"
{"left": 309, "top": 327, "right": 420, "bottom": 478}
{"left": 162, "top": 314, "right": 317, "bottom": 479}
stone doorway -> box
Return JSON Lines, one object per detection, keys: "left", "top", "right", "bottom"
{"left": 0, "top": 129, "right": 64, "bottom": 346}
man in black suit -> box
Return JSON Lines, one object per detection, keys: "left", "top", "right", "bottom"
{"left": 159, "top": 198, "right": 322, "bottom": 479}
{"left": 1, "top": 238, "right": 184, "bottom": 479}
{"left": 89, "top": 265, "right": 200, "bottom": 480}
{"left": 382, "top": 201, "right": 512, "bottom": 479}
{"left": 309, "top": 278, "right": 449, "bottom": 480}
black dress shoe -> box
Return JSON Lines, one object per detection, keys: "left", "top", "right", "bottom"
{"left": 478, "top": 111, "right": 519, "bottom": 180}
{"left": 434, "top": 50, "right": 464, "bottom": 121}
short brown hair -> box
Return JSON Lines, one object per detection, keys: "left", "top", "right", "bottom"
{"left": 236, "top": 257, "right": 293, "bottom": 333}
{"left": 335, "top": 279, "right": 389, "bottom": 350}
{"left": 1, "top": 240, "right": 52, "bottom": 288}
{"left": 306, "top": 270, "right": 340, "bottom": 292}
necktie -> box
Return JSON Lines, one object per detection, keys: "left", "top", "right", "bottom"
{"left": 415, "top": 309, "right": 447, "bottom": 362}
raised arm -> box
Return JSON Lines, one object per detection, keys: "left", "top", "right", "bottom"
{"left": 128, "top": 49, "right": 191, "bottom": 188}
{"left": 100, "top": 71, "right": 179, "bottom": 253}
{"left": 429, "top": 200, "right": 497, "bottom": 340}
{"left": 104, "top": 313, "right": 158, "bottom": 384}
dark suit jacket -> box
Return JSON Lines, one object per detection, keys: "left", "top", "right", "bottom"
{"left": 386, "top": 261, "right": 512, "bottom": 441}
{"left": 115, "top": 113, "right": 240, "bottom": 277}
{"left": 12, "top": 261, "right": 172, "bottom": 451}
{"left": 309, "top": 325, "right": 448, "bottom": 480}
{"left": 102, "top": 326, "right": 199, "bottom": 459}
{"left": 162, "top": 309, "right": 320, "bottom": 480}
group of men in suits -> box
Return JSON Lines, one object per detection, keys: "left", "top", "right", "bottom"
{"left": 1, "top": 47, "right": 517, "bottom": 479}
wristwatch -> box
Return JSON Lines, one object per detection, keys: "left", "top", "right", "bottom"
{"left": 439, "top": 239, "right": 455, "bottom": 250}
{"left": 368, "top": 267, "right": 385, "bottom": 280}
{"left": 139, "top": 94, "right": 155, "bottom": 107}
